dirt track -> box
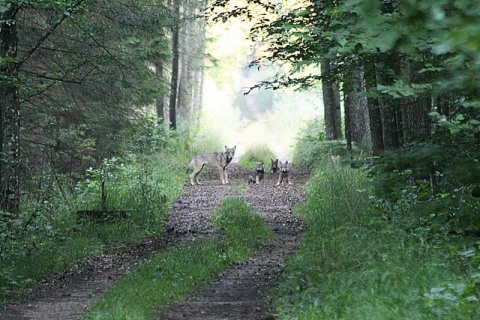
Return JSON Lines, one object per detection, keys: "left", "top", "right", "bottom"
{"left": 0, "top": 163, "right": 308, "bottom": 320}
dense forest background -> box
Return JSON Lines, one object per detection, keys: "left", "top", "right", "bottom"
{"left": 1, "top": 0, "right": 323, "bottom": 215}
{"left": 2, "top": 0, "right": 480, "bottom": 317}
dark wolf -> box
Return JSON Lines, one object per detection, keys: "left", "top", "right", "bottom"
{"left": 248, "top": 162, "right": 265, "bottom": 184}
{"left": 270, "top": 158, "right": 279, "bottom": 174}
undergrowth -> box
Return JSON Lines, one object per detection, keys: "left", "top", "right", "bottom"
{"left": 83, "top": 198, "right": 272, "bottom": 320}
{"left": 0, "top": 123, "right": 193, "bottom": 307}
{"left": 238, "top": 144, "right": 277, "bottom": 171}
{"left": 272, "top": 160, "right": 480, "bottom": 319}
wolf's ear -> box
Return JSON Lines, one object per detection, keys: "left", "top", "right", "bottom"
{"left": 233, "top": 145, "right": 236, "bottom": 151}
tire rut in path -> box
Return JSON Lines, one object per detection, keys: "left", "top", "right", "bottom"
{"left": 0, "top": 164, "right": 307, "bottom": 320}
{"left": 158, "top": 164, "right": 307, "bottom": 319}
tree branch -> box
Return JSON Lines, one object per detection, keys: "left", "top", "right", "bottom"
{"left": 16, "top": 0, "right": 87, "bottom": 70}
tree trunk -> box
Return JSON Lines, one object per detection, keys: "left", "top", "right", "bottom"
{"left": 155, "top": 61, "right": 165, "bottom": 125}
{"left": 365, "top": 59, "right": 384, "bottom": 155}
{"left": 321, "top": 59, "right": 342, "bottom": 140}
{"left": 400, "top": 57, "right": 432, "bottom": 141}
{"left": 191, "top": 2, "right": 207, "bottom": 122}
{"left": 376, "top": 54, "right": 401, "bottom": 149}
{"left": 344, "top": 68, "right": 370, "bottom": 150}
{"left": 178, "top": 0, "right": 192, "bottom": 121}
{"left": 169, "top": 0, "right": 180, "bottom": 130}
{"left": 0, "top": 5, "right": 21, "bottom": 214}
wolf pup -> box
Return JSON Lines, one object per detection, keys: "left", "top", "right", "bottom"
{"left": 276, "top": 160, "right": 292, "bottom": 185}
{"left": 186, "top": 145, "right": 236, "bottom": 185}
{"left": 270, "top": 158, "right": 279, "bottom": 174}
{"left": 248, "top": 162, "right": 265, "bottom": 184}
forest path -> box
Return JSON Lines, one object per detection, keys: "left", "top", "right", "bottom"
{"left": 1, "top": 163, "right": 308, "bottom": 320}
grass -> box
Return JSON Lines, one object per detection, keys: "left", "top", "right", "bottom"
{"left": 238, "top": 144, "right": 277, "bottom": 171}
{"left": 272, "top": 161, "right": 480, "bottom": 319}
{"left": 0, "top": 155, "right": 184, "bottom": 307}
{"left": 83, "top": 198, "right": 273, "bottom": 320}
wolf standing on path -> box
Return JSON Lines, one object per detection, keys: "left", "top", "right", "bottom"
{"left": 276, "top": 160, "right": 292, "bottom": 186}
{"left": 186, "top": 146, "right": 236, "bottom": 185}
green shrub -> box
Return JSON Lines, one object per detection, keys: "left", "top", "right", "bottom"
{"left": 238, "top": 144, "right": 277, "bottom": 170}
{"left": 292, "top": 119, "right": 363, "bottom": 170}
{"left": 212, "top": 198, "right": 273, "bottom": 248}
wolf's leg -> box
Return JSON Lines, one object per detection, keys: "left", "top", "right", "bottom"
{"left": 276, "top": 174, "right": 282, "bottom": 186}
{"left": 189, "top": 172, "right": 197, "bottom": 185}
{"left": 224, "top": 167, "right": 229, "bottom": 184}
{"left": 219, "top": 167, "right": 226, "bottom": 184}
{"left": 190, "top": 164, "right": 204, "bottom": 185}
{"left": 256, "top": 175, "right": 259, "bottom": 184}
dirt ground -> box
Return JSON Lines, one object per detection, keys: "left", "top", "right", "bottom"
{"left": 0, "top": 163, "right": 308, "bottom": 320}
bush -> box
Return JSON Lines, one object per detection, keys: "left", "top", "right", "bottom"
{"left": 238, "top": 144, "right": 277, "bottom": 170}
{"left": 292, "top": 119, "right": 363, "bottom": 170}
{"left": 212, "top": 198, "right": 273, "bottom": 248}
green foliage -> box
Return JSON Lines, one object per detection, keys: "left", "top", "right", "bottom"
{"left": 292, "top": 119, "right": 362, "bottom": 170}
{"left": 0, "top": 126, "right": 190, "bottom": 307}
{"left": 238, "top": 144, "right": 276, "bottom": 169}
{"left": 212, "top": 198, "right": 273, "bottom": 249}
{"left": 273, "top": 165, "right": 480, "bottom": 319}
{"left": 73, "top": 155, "right": 183, "bottom": 236}
{"left": 367, "top": 130, "right": 480, "bottom": 239}
{"left": 83, "top": 197, "right": 272, "bottom": 320}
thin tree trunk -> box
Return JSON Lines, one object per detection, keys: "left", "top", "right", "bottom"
{"left": 155, "top": 61, "right": 165, "bottom": 125}
{"left": 178, "top": 0, "right": 192, "bottom": 121}
{"left": 169, "top": 0, "right": 180, "bottom": 130}
{"left": 192, "top": 2, "right": 207, "bottom": 122}
{"left": 0, "top": 5, "right": 21, "bottom": 214}
{"left": 365, "top": 59, "right": 384, "bottom": 155}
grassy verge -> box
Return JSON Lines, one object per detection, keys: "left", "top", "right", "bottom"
{"left": 273, "top": 163, "right": 480, "bottom": 319}
{"left": 0, "top": 156, "right": 184, "bottom": 306}
{"left": 83, "top": 198, "right": 273, "bottom": 320}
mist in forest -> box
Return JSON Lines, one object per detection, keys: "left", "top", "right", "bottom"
{"left": 201, "top": 16, "right": 323, "bottom": 162}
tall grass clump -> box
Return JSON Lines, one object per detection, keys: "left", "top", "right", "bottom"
{"left": 212, "top": 198, "right": 273, "bottom": 254}
{"left": 273, "top": 162, "right": 480, "bottom": 319}
{"left": 238, "top": 144, "right": 277, "bottom": 170}
{"left": 84, "top": 198, "right": 272, "bottom": 320}
{"left": 73, "top": 156, "right": 183, "bottom": 241}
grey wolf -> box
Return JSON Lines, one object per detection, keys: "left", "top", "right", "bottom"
{"left": 270, "top": 158, "right": 279, "bottom": 174}
{"left": 276, "top": 160, "right": 292, "bottom": 185}
{"left": 248, "top": 162, "right": 265, "bottom": 184}
{"left": 186, "top": 145, "right": 236, "bottom": 185}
